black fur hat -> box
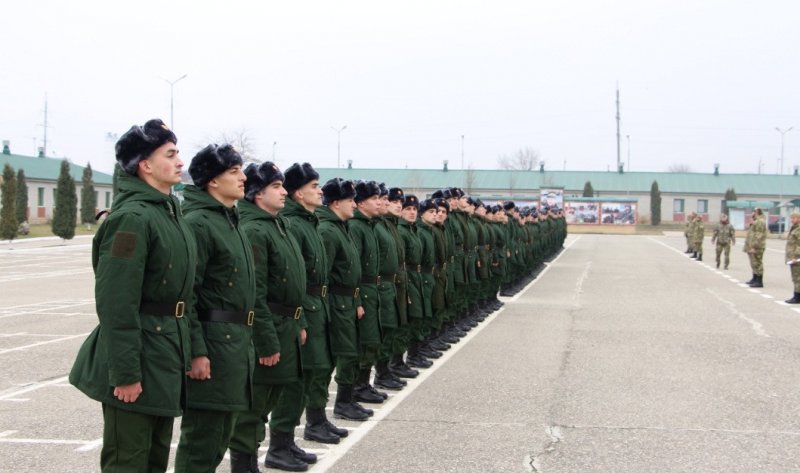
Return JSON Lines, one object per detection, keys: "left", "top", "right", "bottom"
{"left": 449, "top": 187, "right": 464, "bottom": 198}
{"left": 503, "top": 201, "right": 516, "bottom": 211}
{"left": 419, "top": 198, "right": 438, "bottom": 214}
{"left": 188, "top": 144, "right": 244, "bottom": 189}
{"left": 355, "top": 180, "right": 381, "bottom": 203}
{"left": 388, "top": 187, "right": 404, "bottom": 202}
{"left": 378, "top": 182, "right": 389, "bottom": 197}
{"left": 402, "top": 195, "right": 419, "bottom": 210}
{"left": 283, "top": 162, "right": 319, "bottom": 196}
{"left": 434, "top": 198, "right": 450, "bottom": 212}
{"left": 322, "top": 178, "right": 357, "bottom": 205}
{"left": 115, "top": 118, "right": 177, "bottom": 175}
{"left": 431, "top": 189, "right": 443, "bottom": 199}
{"left": 244, "top": 161, "right": 284, "bottom": 202}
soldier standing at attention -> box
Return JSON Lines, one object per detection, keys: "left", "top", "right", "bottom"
{"left": 690, "top": 214, "right": 705, "bottom": 261}
{"left": 175, "top": 145, "right": 255, "bottom": 473}
{"left": 229, "top": 162, "right": 309, "bottom": 472}
{"left": 784, "top": 212, "right": 800, "bottom": 304}
{"left": 317, "top": 178, "right": 372, "bottom": 421}
{"left": 744, "top": 208, "right": 768, "bottom": 287}
{"left": 70, "top": 119, "right": 196, "bottom": 472}
{"left": 711, "top": 213, "right": 736, "bottom": 269}
{"left": 277, "top": 163, "right": 349, "bottom": 446}
{"left": 685, "top": 212, "right": 697, "bottom": 253}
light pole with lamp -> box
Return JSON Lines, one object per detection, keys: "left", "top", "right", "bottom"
{"left": 331, "top": 126, "right": 347, "bottom": 168}
{"left": 272, "top": 141, "right": 277, "bottom": 160}
{"left": 775, "top": 126, "right": 793, "bottom": 235}
{"left": 163, "top": 74, "right": 187, "bottom": 129}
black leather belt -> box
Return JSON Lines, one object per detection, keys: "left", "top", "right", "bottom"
{"left": 199, "top": 309, "right": 254, "bottom": 326}
{"left": 360, "top": 275, "right": 380, "bottom": 285}
{"left": 329, "top": 284, "right": 360, "bottom": 298}
{"left": 140, "top": 301, "right": 185, "bottom": 318}
{"left": 306, "top": 284, "right": 328, "bottom": 298}
{"left": 267, "top": 302, "right": 303, "bottom": 320}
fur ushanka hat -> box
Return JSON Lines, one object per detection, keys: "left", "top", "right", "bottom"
{"left": 115, "top": 118, "right": 177, "bottom": 175}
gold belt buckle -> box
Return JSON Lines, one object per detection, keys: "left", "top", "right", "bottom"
{"left": 354, "top": 287, "right": 360, "bottom": 298}
{"left": 175, "top": 301, "right": 185, "bottom": 318}
{"left": 416, "top": 264, "right": 422, "bottom": 272}
{"left": 247, "top": 311, "right": 255, "bottom": 326}
{"left": 321, "top": 285, "right": 328, "bottom": 297}
{"left": 293, "top": 307, "right": 302, "bottom": 320}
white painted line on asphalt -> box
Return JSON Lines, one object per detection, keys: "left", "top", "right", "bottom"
{"left": 75, "top": 438, "right": 103, "bottom": 452}
{"left": 0, "top": 398, "right": 29, "bottom": 402}
{"left": 0, "top": 438, "right": 93, "bottom": 446}
{"left": 793, "top": 309, "right": 800, "bottom": 314}
{"left": 0, "top": 333, "right": 90, "bottom": 355}
{"left": 706, "top": 289, "right": 769, "bottom": 338}
{"left": 0, "top": 431, "right": 17, "bottom": 438}
{"left": 574, "top": 261, "right": 592, "bottom": 301}
{"left": 748, "top": 289, "right": 761, "bottom": 293}
{"left": 762, "top": 294, "right": 774, "bottom": 299}
{"left": 505, "top": 236, "right": 580, "bottom": 304}
{"left": 0, "top": 376, "right": 69, "bottom": 400}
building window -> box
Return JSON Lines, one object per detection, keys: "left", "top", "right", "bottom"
{"left": 698, "top": 199, "right": 708, "bottom": 214}
{"left": 37, "top": 188, "right": 45, "bottom": 206}
{"left": 52, "top": 188, "right": 57, "bottom": 207}
{"left": 673, "top": 199, "right": 684, "bottom": 213}
{"left": 770, "top": 202, "right": 780, "bottom": 215}
{"left": 105, "top": 192, "right": 110, "bottom": 208}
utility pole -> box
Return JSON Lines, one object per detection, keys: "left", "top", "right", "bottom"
{"left": 39, "top": 94, "right": 51, "bottom": 156}
{"left": 461, "top": 134, "right": 465, "bottom": 169}
{"left": 163, "top": 74, "right": 188, "bottom": 129}
{"left": 331, "top": 126, "right": 347, "bottom": 168}
{"left": 616, "top": 84, "right": 621, "bottom": 171}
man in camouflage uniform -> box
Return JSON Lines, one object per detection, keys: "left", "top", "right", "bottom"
{"left": 711, "top": 213, "right": 736, "bottom": 270}
{"left": 690, "top": 213, "right": 705, "bottom": 261}
{"left": 784, "top": 212, "right": 800, "bottom": 304}
{"left": 685, "top": 212, "right": 697, "bottom": 253}
{"left": 744, "top": 208, "right": 767, "bottom": 288}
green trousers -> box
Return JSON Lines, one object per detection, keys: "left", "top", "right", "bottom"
{"left": 174, "top": 408, "right": 237, "bottom": 473}
{"left": 378, "top": 327, "right": 397, "bottom": 362}
{"left": 334, "top": 355, "right": 358, "bottom": 385}
{"left": 229, "top": 384, "right": 284, "bottom": 454}
{"left": 101, "top": 404, "right": 173, "bottom": 473}
{"left": 358, "top": 343, "right": 380, "bottom": 370}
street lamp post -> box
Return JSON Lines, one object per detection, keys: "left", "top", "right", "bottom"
{"left": 775, "top": 127, "right": 793, "bottom": 175}
{"left": 775, "top": 126, "right": 793, "bottom": 235}
{"left": 163, "top": 74, "right": 188, "bottom": 129}
{"left": 331, "top": 126, "right": 347, "bottom": 168}
{"left": 272, "top": 141, "right": 277, "bottom": 160}
{"left": 461, "top": 134, "right": 465, "bottom": 169}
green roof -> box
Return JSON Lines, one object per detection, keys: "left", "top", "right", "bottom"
{"left": 0, "top": 152, "right": 113, "bottom": 185}
{"left": 315, "top": 168, "right": 800, "bottom": 197}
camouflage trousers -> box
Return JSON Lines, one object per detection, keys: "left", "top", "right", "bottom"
{"left": 715, "top": 242, "right": 731, "bottom": 268}
{"left": 748, "top": 249, "right": 765, "bottom": 276}
{"left": 791, "top": 264, "right": 800, "bottom": 292}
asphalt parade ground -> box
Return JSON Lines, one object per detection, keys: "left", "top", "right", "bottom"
{"left": 2, "top": 233, "right": 800, "bottom": 472}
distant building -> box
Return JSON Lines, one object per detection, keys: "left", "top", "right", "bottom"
{"left": 0, "top": 141, "right": 113, "bottom": 224}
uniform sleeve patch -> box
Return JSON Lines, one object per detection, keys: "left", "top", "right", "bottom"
{"left": 111, "top": 231, "right": 137, "bottom": 258}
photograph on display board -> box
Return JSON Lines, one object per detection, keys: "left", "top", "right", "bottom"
{"left": 601, "top": 203, "right": 637, "bottom": 224}
{"left": 565, "top": 201, "right": 599, "bottom": 224}
{"left": 540, "top": 189, "right": 564, "bottom": 209}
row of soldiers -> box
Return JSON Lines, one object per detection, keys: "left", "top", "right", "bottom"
{"left": 68, "top": 119, "right": 566, "bottom": 473}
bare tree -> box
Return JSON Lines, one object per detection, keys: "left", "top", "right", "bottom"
{"left": 498, "top": 147, "right": 540, "bottom": 171}
{"left": 204, "top": 129, "right": 259, "bottom": 163}
{"left": 667, "top": 164, "right": 692, "bottom": 173}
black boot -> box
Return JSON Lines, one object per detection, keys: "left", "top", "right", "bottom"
{"left": 406, "top": 340, "right": 433, "bottom": 369}
{"left": 265, "top": 430, "right": 308, "bottom": 472}
{"left": 690, "top": 252, "right": 697, "bottom": 259}
{"left": 303, "top": 407, "right": 340, "bottom": 444}
{"left": 374, "top": 360, "right": 405, "bottom": 390}
{"left": 353, "top": 368, "right": 386, "bottom": 403}
{"left": 745, "top": 273, "right": 756, "bottom": 284}
{"left": 389, "top": 353, "right": 419, "bottom": 378}
{"left": 288, "top": 438, "right": 317, "bottom": 465}
{"left": 749, "top": 274, "right": 763, "bottom": 288}
{"left": 333, "top": 384, "right": 369, "bottom": 421}
{"left": 697, "top": 253, "right": 702, "bottom": 261}
{"left": 230, "top": 450, "right": 260, "bottom": 473}
{"left": 786, "top": 292, "right": 800, "bottom": 304}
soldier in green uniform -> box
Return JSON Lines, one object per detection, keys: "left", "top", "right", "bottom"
{"left": 684, "top": 212, "right": 697, "bottom": 253}
{"left": 317, "top": 178, "right": 372, "bottom": 421}
{"left": 426, "top": 198, "right": 454, "bottom": 350}
{"left": 70, "top": 119, "right": 196, "bottom": 473}
{"left": 229, "top": 162, "right": 310, "bottom": 472}
{"left": 372, "top": 185, "right": 408, "bottom": 391}
{"left": 175, "top": 145, "right": 255, "bottom": 473}
{"left": 276, "top": 163, "right": 349, "bottom": 446}
{"left": 415, "top": 199, "right": 439, "bottom": 360}
{"left": 711, "top": 213, "right": 736, "bottom": 269}
{"left": 690, "top": 214, "right": 705, "bottom": 261}
{"left": 348, "top": 180, "right": 386, "bottom": 404}
{"left": 745, "top": 208, "right": 767, "bottom": 287}
{"left": 784, "top": 212, "right": 800, "bottom": 303}
{"left": 432, "top": 196, "right": 462, "bottom": 345}
{"left": 432, "top": 189, "right": 467, "bottom": 341}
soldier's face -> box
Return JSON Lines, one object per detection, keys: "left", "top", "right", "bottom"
{"left": 332, "top": 198, "right": 356, "bottom": 220}
{"left": 459, "top": 197, "right": 469, "bottom": 209}
{"left": 421, "top": 208, "right": 438, "bottom": 225}
{"left": 379, "top": 196, "right": 390, "bottom": 215}
{"left": 140, "top": 142, "right": 183, "bottom": 188}
{"left": 387, "top": 200, "right": 402, "bottom": 217}
{"left": 297, "top": 179, "right": 323, "bottom": 209}
{"left": 358, "top": 195, "right": 381, "bottom": 218}
{"left": 401, "top": 206, "right": 417, "bottom": 223}
{"left": 437, "top": 208, "right": 448, "bottom": 222}
{"left": 792, "top": 215, "right": 800, "bottom": 226}
{"left": 256, "top": 180, "right": 287, "bottom": 214}
{"left": 208, "top": 165, "right": 246, "bottom": 204}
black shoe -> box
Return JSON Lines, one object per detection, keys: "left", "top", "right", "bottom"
{"left": 697, "top": 254, "right": 703, "bottom": 261}
{"left": 352, "top": 401, "right": 374, "bottom": 416}
{"left": 749, "top": 275, "right": 763, "bottom": 288}
{"left": 353, "top": 384, "right": 385, "bottom": 404}
{"left": 429, "top": 339, "right": 451, "bottom": 351}
{"left": 303, "top": 407, "right": 340, "bottom": 445}
{"left": 265, "top": 430, "right": 309, "bottom": 472}
{"left": 289, "top": 442, "right": 317, "bottom": 464}
{"left": 325, "top": 419, "right": 349, "bottom": 437}
{"left": 716, "top": 261, "right": 720, "bottom": 269}
{"left": 389, "top": 360, "right": 419, "bottom": 378}
{"left": 333, "top": 384, "right": 369, "bottom": 421}
{"left": 230, "top": 450, "right": 260, "bottom": 473}
{"left": 406, "top": 355, "right": 433, "bottom": 369}
{"left": 786, "top": 295, "right": 800, "bottom": 304}
{"left": 418, "top": 346, "right": 442, "bottom": 359}
{"left": 745, "top": 273, "right": 755, "bottom": 284}
{"left": 439, "top": 332, "right": 460, "bottom": 344}
{"left": 374, "top": 372, "right": 405, "bottom": 390}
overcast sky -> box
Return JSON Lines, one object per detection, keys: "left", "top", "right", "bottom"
{"left": 2, "top": 0, "right": 799, "bottom": 176}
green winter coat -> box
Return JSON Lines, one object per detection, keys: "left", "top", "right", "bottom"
{"left": 375, "top": 216, "right": 404, "bottom": 329}
{"left": 239, "top": 199, "right": 306, "bottom": 385}
{"left": 430, "top": 223, "right": 448, "bottom": 311}
{"left": 445, "top": 213, "right": 466, "bottom": 285}
{"left": 398, "top": 218, "right": 423, "bottom": 320}
{"left": 348, "top": 210, "right": 382, "bottom": 345}
{"left": 317, "top": 205, "right": 362, "bottom": 357}
{"left": 69, "top": 173, "right": 197, "bottom": 417}
{"left": 416, "top": 219, "right": 436, "bottom": 319}
{"left": 181, "top": 186, "right": 255, "bottom": 411}
{"left": 280, "top": 198, "right": 333, "bottom": 371}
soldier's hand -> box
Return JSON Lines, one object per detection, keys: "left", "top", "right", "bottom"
{"left": 113, "top": 382, "right": 142, "bottom": 403}
{"left": 259, "top": 353, "right": 280, "bottom": 366}
{"left": 356, "top": 306, "right": 365, "bottom": 319}
{"left": 300, "top": 329, "right": 307, "bottom": 346}
{"left": 187, "top": 356, "right": 211, "bottom": 380}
